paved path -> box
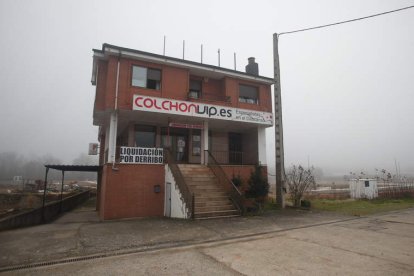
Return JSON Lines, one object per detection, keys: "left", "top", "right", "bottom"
{"left": 1, "top": 207, "right": 413, "bottom": 275}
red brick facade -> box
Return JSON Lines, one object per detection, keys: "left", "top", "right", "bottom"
{"left": 94, "top": 56, "right": 272, "bottom": 114}
{"left": 99, "top": 164, "right": 165, "bottom": 220}
{"left": 92, "top": 44, "right": 273, "bottom": 220}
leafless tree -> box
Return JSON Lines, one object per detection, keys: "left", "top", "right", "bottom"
{"left": 285, "top": 165, "right": 315, "bottom": 207}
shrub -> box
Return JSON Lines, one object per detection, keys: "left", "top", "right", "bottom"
{"left": 231, "top": 173, "right": 243, "bottom": 187}
{"left": 301, "top": 199, "right": 311, "bottom": 208}
{"left": 286, "top": 165, "right": 315, "bottom": 207}
{"left": 245, "top": 164, "right": 269, "bottom": 200}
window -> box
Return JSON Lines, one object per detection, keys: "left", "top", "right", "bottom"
{"left": 189, "top": 79, "right": 202, "bottom": 99}
{"left": 239, "top": 84, "right": 258, "bottom": 104}
{"left": 365, "top": 181, "right": 370, "bottom": 187}
{"left": 135, "top": 125, "right": 156, "bottom": 147}
{"left": 132, "top": 66, "right": 161, "bottom": 90}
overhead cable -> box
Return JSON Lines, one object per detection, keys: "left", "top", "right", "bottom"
{"left": 279, "top": 5, "right": 414, "bottom": 36}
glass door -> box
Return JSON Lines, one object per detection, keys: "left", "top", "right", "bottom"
{"left": 161, "top": 127, "right": 189, "bottom": 163}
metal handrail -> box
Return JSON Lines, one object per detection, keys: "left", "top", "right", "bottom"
{"left": 204, "top": 150, "right": 243, "bottom": 214}
{"left": 164, "top": 148, "right": 194, "bottom": 218}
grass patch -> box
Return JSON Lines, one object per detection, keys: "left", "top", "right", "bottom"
{"left": 310, "top": 198, "right": 414, "bottom": 216}
{"left": 263, "top": 201, "right": 280, "bottom": 211}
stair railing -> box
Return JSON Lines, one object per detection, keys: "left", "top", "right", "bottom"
{"left": 164, "top": 148, "right": 194, "bottom": 219}
{"left": 204, "top": 150, "right": 243, "bottom": 214}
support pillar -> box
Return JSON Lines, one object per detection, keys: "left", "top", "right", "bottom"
{"left": 257, "top": 126, "right": 267, "bottom": 166}
{"left": 59, "top": 170, "right": 65, "bottom": 213}
{"left": 41, "top": 167, "right": 49, "bottom": 222}
{"left": 202, "top": 121, "right": 209, "bottom": 164}
{"left": 107, "top": 112, "right": 118, "bottom": 163}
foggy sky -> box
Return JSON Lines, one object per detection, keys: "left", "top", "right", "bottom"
{"left": 0, "top": 0, "right": 413, "bottom": 176}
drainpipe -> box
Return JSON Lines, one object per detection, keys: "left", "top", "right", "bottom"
{"left": 114, "top": 54, "right": 120, "bottom": 111}
{"left": 111, "top": 54, "right": 121, "bottom": 170}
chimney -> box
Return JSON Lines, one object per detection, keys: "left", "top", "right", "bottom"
{"left": 245, "top": 57, "right": 259, "bottom": 75}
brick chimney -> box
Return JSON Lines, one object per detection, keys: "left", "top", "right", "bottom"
{"left": 245, "top": 57, "right": 259, "bottom": 75}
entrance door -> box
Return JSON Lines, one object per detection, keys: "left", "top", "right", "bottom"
{"left": 165, "top": 182, "right": 171, "bottom": 217}
{"left": 229, "top": 133, "right": 243, "bottom": 164}
{"left": 161, "top": 128, "right": 189, "bottom": 163}
{"left": 176, "top": 136, "right": 186, "bottom": 162}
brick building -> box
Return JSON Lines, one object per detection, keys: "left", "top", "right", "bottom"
{"left": 91, "top": 44, "right": 274, "bottom": 220}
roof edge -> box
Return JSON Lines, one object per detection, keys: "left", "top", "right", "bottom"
{"left": 94, "top": 43, "right": 274, "bottom": 84}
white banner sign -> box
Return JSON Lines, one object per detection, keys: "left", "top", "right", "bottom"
{"left": 133, "top": 95, "right": 273, "bottom": 125}
{"left": 120, "top": 147, "right": 164, "bottom": 164}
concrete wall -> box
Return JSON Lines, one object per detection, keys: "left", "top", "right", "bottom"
{"left": 0, "top": 191, "right": 90, "bottom": 231}
{"left": 164, "top": 165, "right": 188, "bottom": 219}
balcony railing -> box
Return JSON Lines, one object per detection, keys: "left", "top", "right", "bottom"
{"left": 188, "top": 92, "right": 231, "bottom": 103}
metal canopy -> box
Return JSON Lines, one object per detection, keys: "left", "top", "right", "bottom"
{"left": 41, "top": 164, "right": 101, "bottom": 222}
{"left": 44, "top": 164, "right": 101, "bottom": 172}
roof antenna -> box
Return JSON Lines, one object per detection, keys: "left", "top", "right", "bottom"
{"left": 182, "top": 40, "right": 185, "bottom": 60}
{"left": 234, "top": 52, "right": 237, "bottom": 70}
{"left": 218, "top": 48, "right": 221, "bottom": 67}
{"left": 163, "top": 35, "right": 166, "bottom": 56}
{"left": 201, "top": 44, "right": 203, "bottom": 64}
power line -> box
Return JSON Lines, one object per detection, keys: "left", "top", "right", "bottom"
{"left": 279, "top": 5, "right": 414, "bottom": 36}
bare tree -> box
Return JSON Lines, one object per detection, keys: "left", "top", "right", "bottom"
{"left": 286, "top": 165, "right": 315, "bottom": 207}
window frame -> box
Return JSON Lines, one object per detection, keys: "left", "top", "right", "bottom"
{"left": 131, "top": 65, "right": 162, "bottom": 90}
{"left": 134, "top": 125, "right": 157, "bottom": 148}
{"left": 239, "top": 84, "right": 259, "bottom": 104}
{"left": 189, "top": 79, "right": 202, "bottom": 99}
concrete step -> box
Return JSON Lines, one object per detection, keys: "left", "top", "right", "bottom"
{"left": 195, "top": 196, "right": 231, "bottom": 203}
{"left": 188, "top": 184, "right": 222, "bottom": 189}
{"left": 193, "top": 191, "right": 228, "bottom": 197}
{"left": 194, "top": 209, "right": 240, "bottom": 219}
{"left": 195, "top": 200, "right": 233, "bottom": 208}
{"left": 178, "top": 165, "right": 210, "bottom": 170}
{"left": 191, "top": 188, "right": 225, "bottom": 194}
{"left": 179, "top": 166, "right": 211, "bottom": 171}
{"left": 195, "top": 214, "right": 240, "bottom": 220}
{"left": 184, "top": 176, "right": 217, "bottom": 182}
{"left": 195, "top": 205, "right": 235, "bottom": 212}
{"left": 178, "top": 164, "right": 208, "bottom": 168}
{"left": 178, "top": 164, "right": 240, "bottom": 220}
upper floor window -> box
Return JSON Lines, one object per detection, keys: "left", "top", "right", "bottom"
{"left": 132, "top": 66, "right": 161, "bottom": 90}
{"left": 239, "top": 84, "right": 258, "bottom": 104}
{"left": 189, "top": 79, "right": 202, "bottom": 99}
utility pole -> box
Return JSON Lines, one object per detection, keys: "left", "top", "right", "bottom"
{"left": 273, "top": 33, "right": 285, "bottom": 208}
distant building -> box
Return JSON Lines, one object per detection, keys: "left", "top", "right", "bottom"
{"left": 91, "top": 44, "right": 274, "bottom": 220}
{"left": 349, "top": 179, "right": 378, "bottom": 199}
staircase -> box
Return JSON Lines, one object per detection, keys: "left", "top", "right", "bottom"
{"left": 178, "top": 164, "right": 240, "bottom": 219}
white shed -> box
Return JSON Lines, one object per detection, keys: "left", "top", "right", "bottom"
{"left": 349, "top": 179, "right": 378, "bottom": 199}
